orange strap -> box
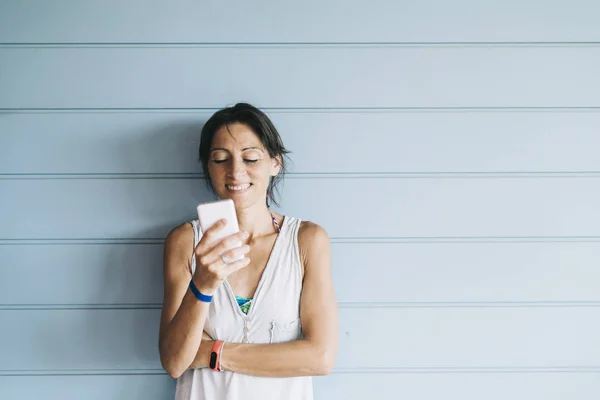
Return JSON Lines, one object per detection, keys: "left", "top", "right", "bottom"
{"left": 210, "top": 340, "right": 225, "bottom": 371}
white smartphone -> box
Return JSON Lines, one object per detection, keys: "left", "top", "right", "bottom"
{"left": 196, "top": 199, "right": 244, "bottom": 261}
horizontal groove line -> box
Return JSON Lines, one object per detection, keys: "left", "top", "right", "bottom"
{"left": 334, "top": 366, "right": 600, "bottom": 374}
{"left": 2, "top": 301, "right": 600, "bottom": 310}
{"left": 2, "top": 366, "right": 600, "bottom": 376}
{"left": 2, "top": 107, "right": 600, "bottom": 113}
{"left": 3, "top": 237, "right": 600, "bottom": 245}
{"left": 341, "top": 301, "right": 600, "bottom": 308}
{"left": 0, "top": 369, "right": 166, "bottom": 376}
{"left": 3, "top": 172, "right": 600, "bottom": 180}
{"left": 1, "top": 41, "right": 600, "bottom": 48}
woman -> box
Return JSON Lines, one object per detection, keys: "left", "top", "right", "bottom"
{"left": 158, "top": 103, "right": 339, "bottom": 400}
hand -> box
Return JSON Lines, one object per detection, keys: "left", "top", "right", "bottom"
{"left": 192, "top": 219, "right": 251, "bottom": 295}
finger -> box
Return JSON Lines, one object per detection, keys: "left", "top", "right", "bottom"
{"left": 195, "top": 219, "right": 228, "bottom": 254}
{"left": 202, "top": 231, "right": 250, "bottom": 265}
{"left": 205, "top": 242, "right": 249, "bottom": 267}
{"left": 222, "top": 257, "right": 251, "bottom": 276}
{"left": 218, "top": 244, "right": 251, "bottom": 265}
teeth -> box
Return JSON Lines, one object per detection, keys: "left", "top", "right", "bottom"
{"left": 227, "top": 183, "right": 251, "bottom": 191}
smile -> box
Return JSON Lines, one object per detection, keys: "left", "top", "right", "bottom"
{"left": 226, "top": 183, "right": 252, "bottom": 192}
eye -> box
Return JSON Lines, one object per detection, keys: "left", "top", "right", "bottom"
{"left": 244, "top": 159, "right": 258, "bottom": 163}
{"left": 212, "top": 159, "right": 227, "bottom": 164}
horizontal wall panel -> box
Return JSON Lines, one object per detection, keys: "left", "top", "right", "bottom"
{"left": 1, "top": 307, "right": 599, "bottom": 370}
{"left": 1, "top": 373, "right": 599, "bottom": 400}
{"left": 2, "top": 177, "right": 600, "bottom": 239}
{"left": 2, "top": 47, "right": 599, "bottom": 109}
{"left": 0, "top": 309, "right": 162, "bottom": 370}
{"left": 335, "top": 307, "right": 600, "bottom": 368}
{"left": 0, "top": 244, "right": 164, "bottom": 305}
{"left": 328, "top": 242, "right": 600, "bottom": 303}
{"left": 1, "top": 0, "right": 598, "bottom": 43}
{"left": 3, "top": 111, "right": 600, "bottom": 174}
{"left": 0, "top": 375, "right": 175, "bottom": 400}
{"left": 3, "top": 242, "right": 600, "bottom": 305}
{"left": 313, "top": 373, "right": 600, "bottom": 400}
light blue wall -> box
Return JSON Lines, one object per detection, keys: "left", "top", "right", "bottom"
{"left": 1, "top": 1, "right": 600, "bottom": 399}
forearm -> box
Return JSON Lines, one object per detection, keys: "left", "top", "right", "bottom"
{"left": 188, "top": 330, "right": 214, "bottom": 370}
{"left": 159, "top": 287, "right": 210, "bottom": 378}
{"left": 219, "top": 339, "right": 333, "bottom": 377}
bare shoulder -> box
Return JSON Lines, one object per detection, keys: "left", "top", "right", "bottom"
{"left": 297, "top": 220, "right": 330, "bottom": 267}
{"left": 298, "top": 220, "right": 329, "bottom": 245}
{"left": 163, "top": 221, "right": 195, "bottom": 276}
{"left": 164, "top": 221, "right": 195, "bottom": 253}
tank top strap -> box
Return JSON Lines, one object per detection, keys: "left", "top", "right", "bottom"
{"left": 190, "top": 220, "right": 201, "bottom": 275}
{"left": 282, "top": 216, "right": 303, "bottom": 280}
{"left": 287, "top": 216, "right": 302, "bottom": 244}
{"left": 261, "top": 215, "right": 303, "bottom": 281}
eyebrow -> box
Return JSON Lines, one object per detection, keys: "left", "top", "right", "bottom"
{"left": 210, "top": 147, "right": 265, "bottom": 153}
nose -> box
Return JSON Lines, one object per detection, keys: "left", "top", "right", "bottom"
{"left": 227, "top": 158, "right": 247, "bottom": 179}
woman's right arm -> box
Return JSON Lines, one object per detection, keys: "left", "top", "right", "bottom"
{"left": 158, "top": 223, "right": 210, "bottom": 379}
{"left": 158, "top": 220, "right": 250, "bottom": 379}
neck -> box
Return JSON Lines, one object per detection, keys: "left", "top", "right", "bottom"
{"left": 235, "top": 201, "right": 278, "bottom": 239}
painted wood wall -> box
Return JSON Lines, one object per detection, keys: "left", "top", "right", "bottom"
{"left": 1, "top": 1, "right": 599, "bottom": 398}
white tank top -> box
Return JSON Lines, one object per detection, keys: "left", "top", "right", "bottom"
{"left": 174, "top": 215, "right": 314, "bottom": 400}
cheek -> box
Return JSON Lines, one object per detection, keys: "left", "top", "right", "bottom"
{"left": 207, "top": 165, "right": 224, "bottom": 184}
{"left": 249, "top": 164, "right": 272, "bottom": 180}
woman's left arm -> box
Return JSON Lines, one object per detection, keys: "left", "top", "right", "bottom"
{"left": 191, "top": 222, "right": 339, "bottom": 377}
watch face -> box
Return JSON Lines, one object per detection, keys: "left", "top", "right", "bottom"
{"left": 209, "top": 352, "right": 218, "bottom": 369}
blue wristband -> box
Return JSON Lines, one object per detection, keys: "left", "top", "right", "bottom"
{"left": 189, "top": 280, "right": 213, "bottom": 302}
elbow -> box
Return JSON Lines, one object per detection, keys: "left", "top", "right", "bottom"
{"left": 313, "top": 347, "right": 336, "bottom": 376}
{"left": 167, "top": 369, "right": 184, "bottom": 380}
{"left": 314, "top": 365, "right": 333, "bottom": 376}
{"left": 162, "top": 359, "right": 185, "bottom": 379}
{"left": 159, "top": 346, "right": 186, "bottom": 379}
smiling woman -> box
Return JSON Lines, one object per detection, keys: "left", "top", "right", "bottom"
{"left": 158, "top": 103, "right": 339, "bottom": 400}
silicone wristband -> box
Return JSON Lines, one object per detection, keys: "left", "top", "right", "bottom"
{"left": 189, "top": 280, "right": 213, "bottom": 302}
{"left": 210, "top": 340, "right": 225, "bottom": 371}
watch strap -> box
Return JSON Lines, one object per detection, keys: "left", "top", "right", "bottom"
{"left": 209, "top": 340, "right": 225, "bottom": 371}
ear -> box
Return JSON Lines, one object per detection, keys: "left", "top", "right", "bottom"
{"left": 270, "top": 155, "right": 282, "bottom": 176}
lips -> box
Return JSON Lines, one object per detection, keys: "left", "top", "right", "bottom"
{"left": 226, "top": 183, "right": 252, "bottom": 192}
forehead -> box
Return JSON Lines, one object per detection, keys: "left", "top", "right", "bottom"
{"left": 211, "top": 123, "right": 264, "bottom": 150}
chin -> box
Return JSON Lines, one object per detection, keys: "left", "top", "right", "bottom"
{"left": 218, "top": 193, "right": 251, "bottom": 208}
